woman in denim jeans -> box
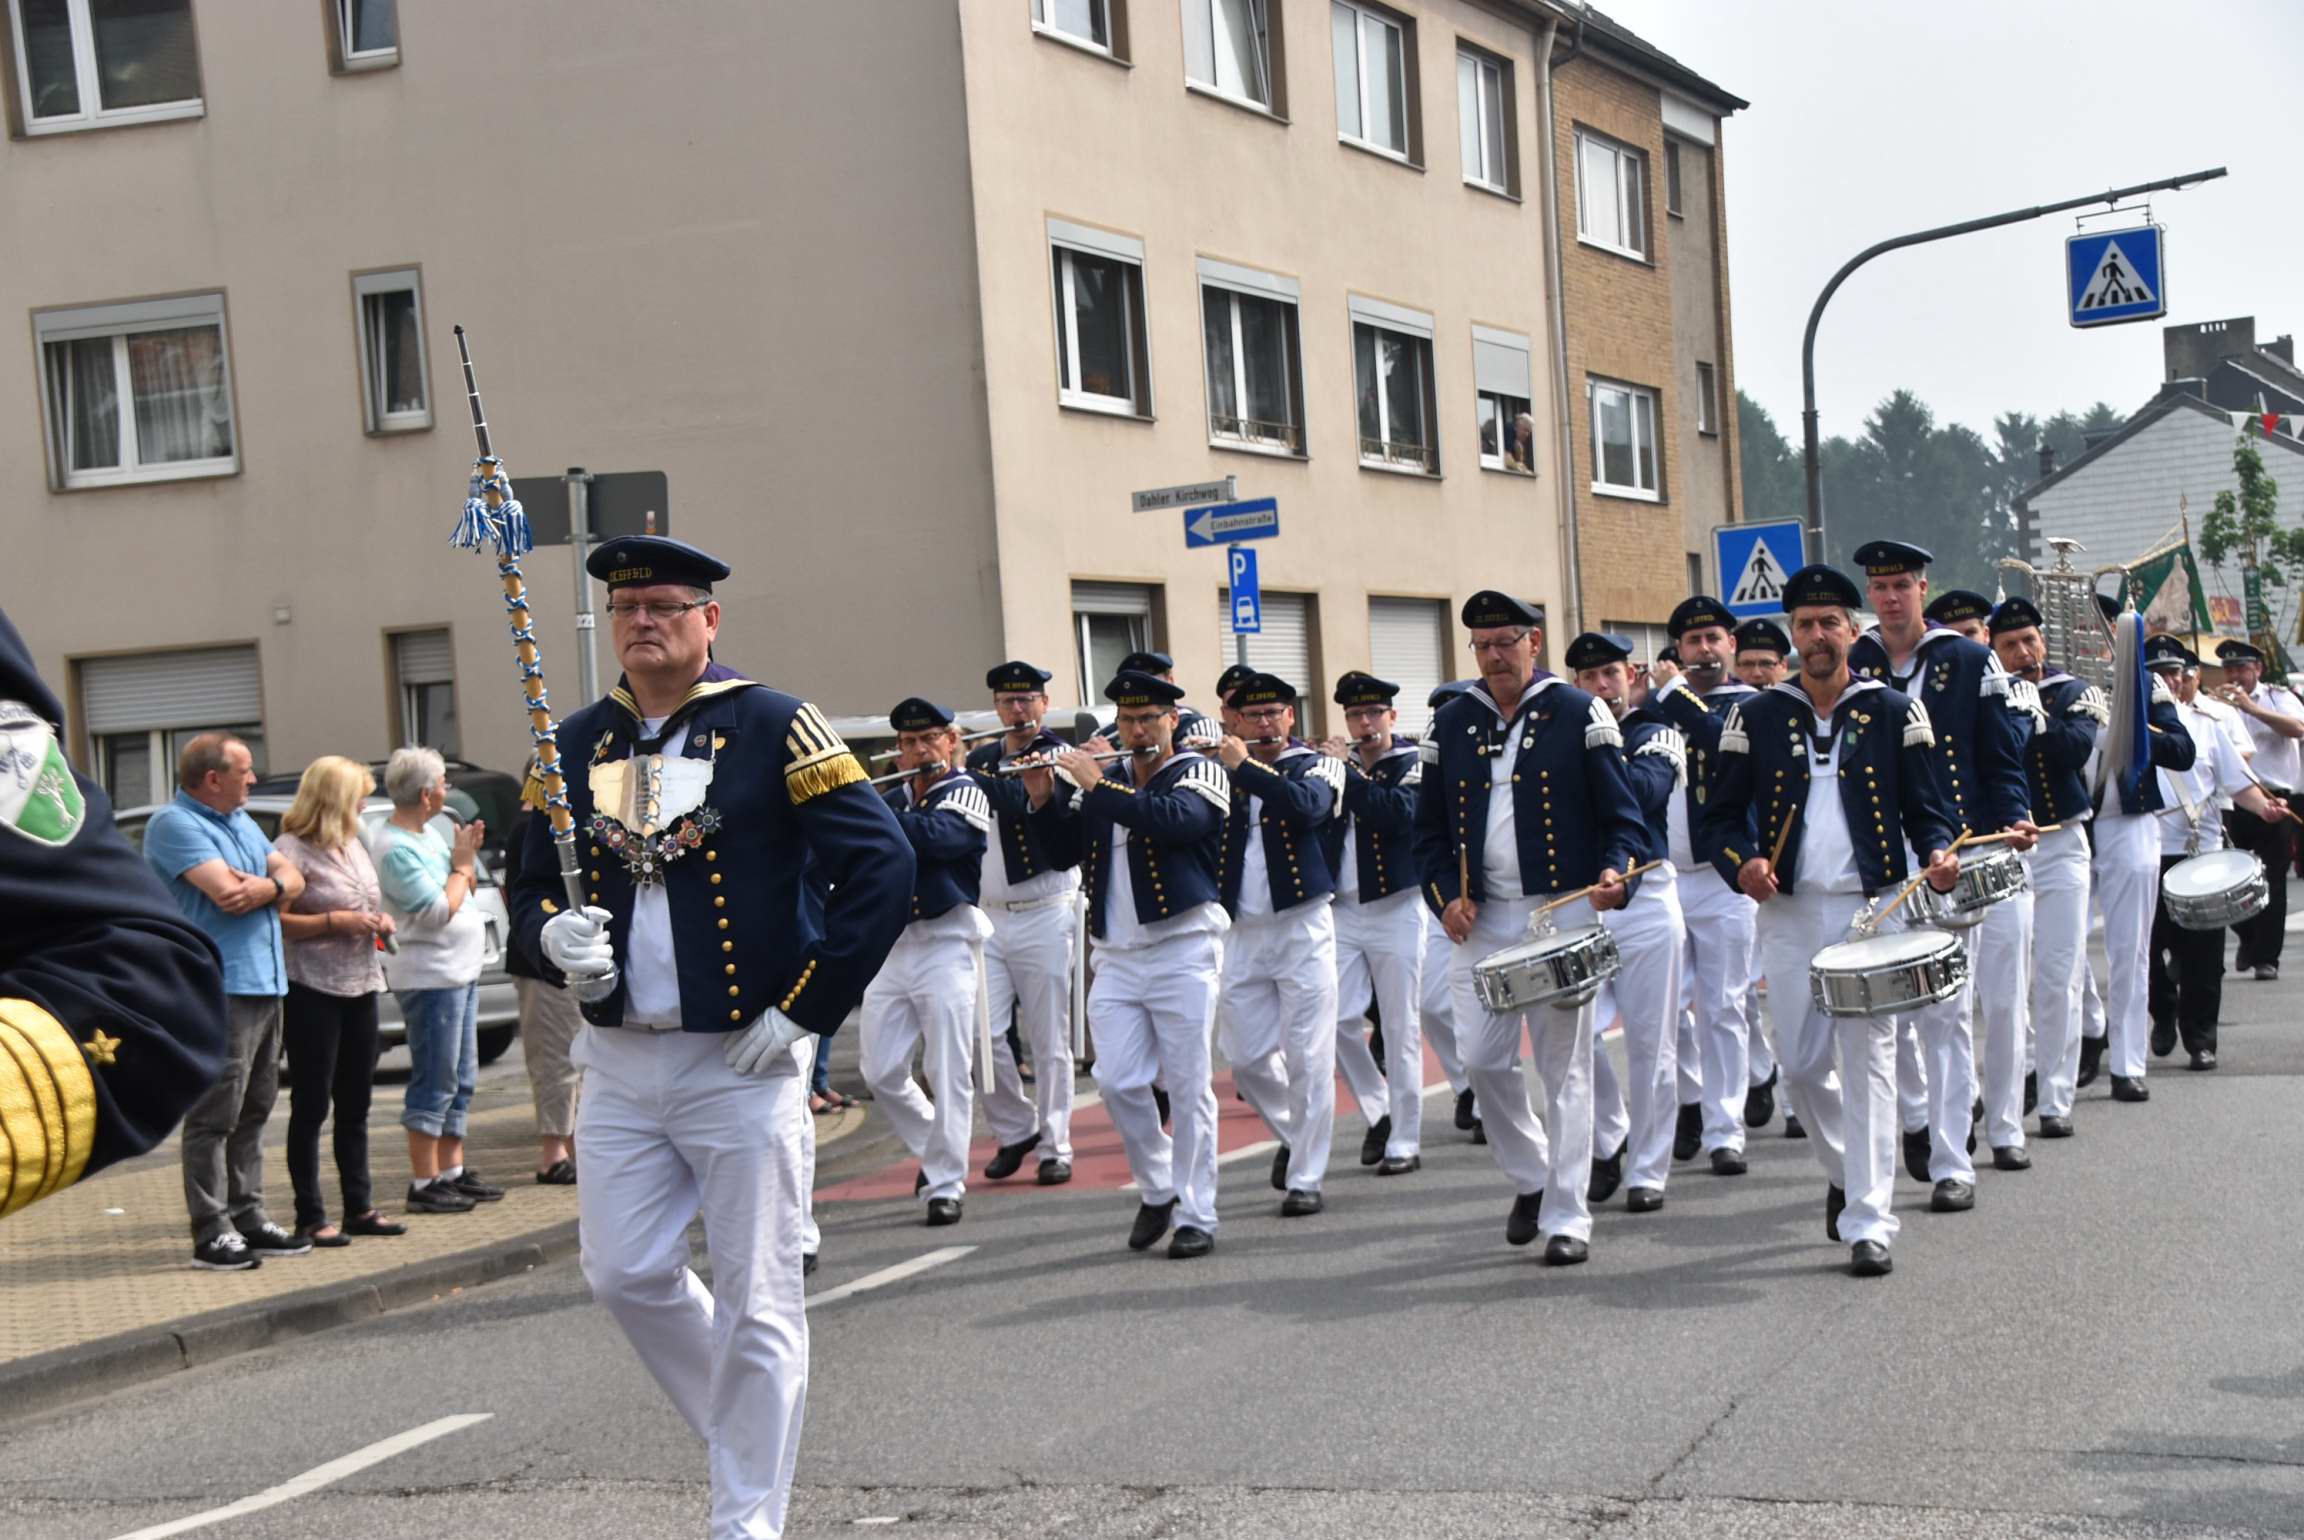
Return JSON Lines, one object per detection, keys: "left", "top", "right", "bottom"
{"left": 373, "top": 747, "right": 503, "bottom": 1215}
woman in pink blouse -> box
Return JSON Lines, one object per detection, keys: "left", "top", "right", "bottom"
{"left": 275, "top": 757, "right": 405, "bottom": 1245}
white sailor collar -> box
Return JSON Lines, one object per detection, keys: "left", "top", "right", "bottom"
{"left": 1468, "top": 672, "right": 1562, "bottom": 725}
{"left": 1768, "top": 676, "right": 1885, "bottom": 715}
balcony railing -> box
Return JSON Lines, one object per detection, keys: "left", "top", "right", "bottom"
{"left": 1359, "top": 435, "right": 1438, "bottom": 474}
{"left": 1211, "top": 413, "right": 1304, "bottom": 453}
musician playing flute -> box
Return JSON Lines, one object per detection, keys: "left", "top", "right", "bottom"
{"left": 1411, "top": 593, "right": 1646, "bottom": 1267}
{"left": 966, "top": 661, "right": 1081, "bottom": 1187}
{"left": 1696, "top": 563, "right": 1961, "bottom": 1278}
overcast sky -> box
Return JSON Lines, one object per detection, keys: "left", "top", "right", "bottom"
{"left": 1596, "top": 0, "right": 2304, "bottom": 447}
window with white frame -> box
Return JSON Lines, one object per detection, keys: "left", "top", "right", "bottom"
{"left": 334, "top": 0, "right": 397, "bottom": 70}
{"left": 1575, "top": 127, "right": 1647, "bottom": 259}
{"left": 1351, "top": 296, "right": 1437, "bottom": 474}
{"left": 37, "top": 294, "right": 236, "bottom": 489}
{"left": 393, "top": 629, "right": 459, "bottom": 756}
{"left": 1199, "top": 258, "right": 1303, "bottom": 454}
{"left": 1473, "top": 324, "right": 1534, "bottom": 475}
{"left": 1696, "top": 360, "right": 1718, "bottom": 436}
{"left": 1049, "top": 220, "right": 1151, "bottom": 416}
{"left": 1456, "top": 45, "right": 1512, "bottom": 194}
{"left": 1589, "top": 377, "right": 1661, "bottom": 500}
{"left": 1331, "top": 0, "right": 1410, "bottom": 161}
{"left": 353, "top": 268, "right": 431, "bottom": 433}
{"left": 1073, "top": 582, "right": 1158, "bottom": 703}
{"left": 80, "top": 645, "right": 264, "bottom": 809}
{"left": 1181, "top": 0, "right": 1274, "bottom": 110}
{"left": 1032, "top": 0, "right": 1119, "bottom": 55}
{"left": 9, "top": 0, "right": 202, "bottom": 133}
{"left": 1601, "top": 620, "right": 1671, "bottom": 669}
{"left": 1664, "top": 140, "right": 1683, "bottom": 217}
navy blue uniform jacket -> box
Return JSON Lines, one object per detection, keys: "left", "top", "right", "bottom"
{"left": 1648, "top": 677, "right": 1756, "bottom": 829}
{"left": 1319, "top": 739, "right": 1422, "bottom": 902}
{"left": 1851, "top": 626, "right": 2031, "bottom": 837}
{"left": 2026, "top": 673, "right": 2105, "bottom": 827}
{"left": 1619, "top": 707, "right": 1686, "bottom": 866}
{"left": 1220, "top": 746, "right": 1343, "bottom": 915}
{"left": 966, "top": 731, "right": 1078, "bottom": 888}
{"left": 1032, "top": 751, "right": 1229, "bottom": 939}
{"left": 887, "top": 769, "right": 990, "bottom": 922}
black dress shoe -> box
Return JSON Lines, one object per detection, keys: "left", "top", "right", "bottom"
{"left": 1902, "top": 1127, "right": 1932, "bottom": 1183}
{"left": 1375, "top": 1154, "right": 1421, "bottom": 1176}
{"left": 1454, "top": 1088, "right": 1478, "bottom": 1131}
{"left": 2110, "top": 1075, "right": 2150, "bottom": 1103}
{"left": 1470, "top": 1120, "right": 1487, "bottom": 1145}
{"left": 1037, "top": 1157, "right": 1073, "bottom": 1185}
{"left": 2149, "top": 1019, "right": 2178, "bottom": 1058}
{"left": 2023, "top": 1070, "right": 2038, "bottom": 1115}
{"left": 925, "top": 1197, "right": 964, "bottom": 1227}
{"left": 1673, "top": 1103, "right": 1704, "bottom": 1161}
{"left": 1626, "top": 1186, "right": 1665, "bottom": 1213}
{"left": 2189, "top": 1049, "right": 2218, "bottom": 1071}
{"left": 1543, "top": 1234, "right": 1589, "bottom": 1267}
{"left": 1359, "top": 1115, "right": 1392, "bottom": 1167}
{"left": 2077, "top": 1036, "right": 2107, "bottom": 1089}
{"left": 1167, "top": 1225, "right": 1213, "bottom": 1259}
{"left": 1784, "top": 1113, "right": 1808, "bottom": 1141}
{"left": 1269, "top": 1145, "right": 1292, "bottom": 1192}
{"left": 1743, "top": 1069, "right": 1777, "bottom": 1129}
{"left": 1930, "top": 1179, "right": 1975, "bottom": 1212}
{"left": 1849, "top": 1240, "right": 1893, "bottom": 1277}
{"left": 2037, "top": 1114, "right": 2075, "bottom": 1139}
{"left": 1154, "top": 1088, "right": 1171, "bottom": 1127}
{"left": 1505, "top": 1190, "right": 1545, "bottom": 1246}
{"left": 915, "top": 1168, "right": 928, "bottom": 1196}
{"left": 2234, "top": 942, "right": 2255, "bottom": 974}
{"left": 1825, "top": 1184, "right": 1845, "bottom": 1242}
{"left": 1127, "top": 1198, "right": 1177, "bottom": 1251}
{"left": 1710, "top": 1146, "right": 1748, "bottom": 1177}
{"left": 803, "top": 1251, "right": 819, "bottom": 1277}
{"left": 984, "top": 1132, "right": 1042, "bottom": 1181}
{"left": 1991, "top": 1145, "right": 2031, "bottom": 1172}
{"left": 1279, "top": 1189, "right": 1324, "bottom": 1217}
{"left": 2257, "top": 962, "right": 2280, "bottom": 981}
{"left": 1971, "top": 1095, "right": 1985, "bottom": 1124}
{"left": 1587, "top": 1142, "right": 1626, "bottom": 1204}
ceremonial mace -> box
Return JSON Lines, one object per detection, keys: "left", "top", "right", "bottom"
{"left": 447, "top": 325, "right": 585, "bottom": 916}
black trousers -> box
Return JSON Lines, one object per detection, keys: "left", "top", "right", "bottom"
{"left": 2226, "top": 802, "right": 2295, "bottom": 966}
{"left": 283, "top": 982, "right": 382, "bottom": 1228}
{"left": 2149, "top": 855, "right": 2226, "bottom": 1054}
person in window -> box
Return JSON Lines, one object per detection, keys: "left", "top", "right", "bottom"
{"left": 373, "top": 745, "right": 501, "bottom": 1215}
{"left": 273, "top": 756, "right": 406, "bottom": 1244}
{"left": 1512, "top": 410, "right": 1537, "bottom": 473}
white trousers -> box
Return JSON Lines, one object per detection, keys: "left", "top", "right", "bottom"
{"left": 1590, "top": 872, "right": 1685, "bottom": 1190}
{"left": 979, "top": 899, "right": 1078, "bottom": 1161}
{"left": 1974, "top": 881, "right": 2035, "bottom": 1151}
{"left": 1755, "top": 891, "right": 1901, "bottom": 1246}
{"left": 1333, "top": 888, "right": 1427, "bottom": 1158}
{"left": 1676, "top": 875, "right": 1757, "bottom": 1152}
{"left": 795, "top": 1035, "right": 820, "bottom": 1258}
{"left": 1446, "top": 895, "right": 1599, "bottom": 1242}
{"left": 1091, "top": 932, "right": 1224, "bottom": 1231}
{"left": 2028, "top": 826, "right": 2092, "bottom": 1120}
{"left": 2093, "top": 810, "right": 2160, "bottom": 1080}
{"left": 1418, "top": 911, "right": 1470, "bottom": 1098}
{"left": 1221, "top": 904, "right": 1341, "bottom": 1192}
{"left": 1894, "top": 844, "right": 1978, "bottom": 1184}
{"left": 573, "top": 1026, "right": 809, "bottom": 1540}
{"left": 859, "top": 923, "right": 980, "bottom": 1202}
{"left": 1745, "top": 956, "right": 1777, "bottom": 1087}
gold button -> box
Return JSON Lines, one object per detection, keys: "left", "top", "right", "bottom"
{"left": 710, "top": 873, "right": 723, "bottom": 886}
{"left": 725, "top": 963, "right": 736, "bottom": 976}
{"left": 718, "top": 918, "right": 730, "bottom": 930}
{"left": 589, "top": 892, "right": 599, "bottom": 902}
{"left": 589, "top": 869, "right": 600, "bottom": 880}
{"left": 590, "top": 845, "right": 601, "bottom": 856}
{"left": 706, "top": 850, "right": 717, "bottom": 862}
{"left": 728, "top": 985, "right": 741, "bottom": 997}
{"left": 714, "top": 895, "right": 726, "bottom": 908}
{"left": 722, "top": 940, "right": 733, "bottom": 952}
{"left": 730, "top": 1010, "right": 742, "bottom": 1022}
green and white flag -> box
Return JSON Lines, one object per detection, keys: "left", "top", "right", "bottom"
{"left": 2129, "top": 543, "right": 2215, "bottom": 638}
{"left": 0, "top": 702, "right": 86, "bottom": 846}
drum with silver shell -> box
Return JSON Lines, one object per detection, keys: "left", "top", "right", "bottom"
{"left": 2160, "top": 848, "right": 2268, "bottom": 931}
{"left": 1810, "top": 928, "right": 1969, "bottom": 1018}
{"left": 1916, "top": 846, "right": 2027, "bottom": 929}
{"left": 1473, "top": 926, "right": 1621, "bottom": 1013}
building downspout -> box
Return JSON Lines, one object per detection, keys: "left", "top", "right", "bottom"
{"left": 1536, "top": 11, "right": 1583, "bottom": 633}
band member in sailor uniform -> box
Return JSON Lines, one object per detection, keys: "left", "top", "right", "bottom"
{"left": 859, "top": 698, "right": 994, "bottom": 1225}
{"left": 1988, "top": 597, "right": 2102, "bottom": 1141}
{"left": 1207, "top": 662, "right": 1256, "bottom": 746}
{"left": 0, "top": 607, "right": 228, "bottom": 1222}
{"left": 1728, "top": 619, "right": 1794, "bottom": 1130}
{"left": 967, "top": 661, "right": 1081, "bottom": 1186}
{"left": 2212, "top": 638, "right": 2304, "bottom": 978}
{"left": 1645, "top": 595, "right": 1762, "bottom": 1173}
{"left": 1031, "top": 671, "right": 1231, "bottom": 1258}
{"left": 1570, "top": 634, "right": 1687, "bottom": 1212}
{"left": 1413, "top": 593, "right": 1647, "bottom": 1266}
{"left": 517, "top": 537, "right": 912, "bottom": 1540}
{"left": 1420, "top": 680, "right": 1481, "bottom": 1140}
{"left": 1696, "top": 563, "right": 1963, "bottom": 1277}
{"left": 1210, "top": 672, "right": 1346, "bottom": 1214}
{"left": 1118, "top": 650, "right": 1217, "bottom": 749}
{"left": 1734, "top": 618, "right": 1791, "bottom": 689}
{"left": 1319, "top": 672, "right": 1428, "bottom": 1175}
{"left": 1851, "top": 542, "right": 2035, "bottom": 1213}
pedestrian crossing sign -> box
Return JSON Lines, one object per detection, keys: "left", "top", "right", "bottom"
{"left": 2067, "top": 226, "right": 2165, "bottom": 329}
{"left": 1714, "top": 519, "right": 1806, "bottom": 619}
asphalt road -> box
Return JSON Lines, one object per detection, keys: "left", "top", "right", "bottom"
{"left": 5, "top": 928, "right": 2302, "bottom": 1539}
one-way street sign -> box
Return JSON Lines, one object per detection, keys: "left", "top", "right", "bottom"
{"left": 1183, "top": 498, "right": 1280, "bottom": 548}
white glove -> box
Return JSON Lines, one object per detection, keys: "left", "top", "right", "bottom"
{"left": 542, "top": 906, "right": 616, "bottom": 978}
{"left": 571, "top": 967, "right": 619, "bottom": 1004}
{"left": 724, "top": 1007, "right": 810, "bottom": 1077}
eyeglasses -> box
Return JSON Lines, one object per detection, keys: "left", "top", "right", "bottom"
{"left": 1240, "top": 707, "right": 1290, "bottom": 725}
{"left": 1468, "top": 631, "right": 1530, "bottom": 654}
{"left": 606, "top": 599, "right": 709, "bottom": 622}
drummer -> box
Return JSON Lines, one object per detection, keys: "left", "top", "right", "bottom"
{"left": 1696, "top": 562, "right": 1962, "bottom": 1278}
{"left": 1412, "top": 593, "right": 1648, "bottom": 1267}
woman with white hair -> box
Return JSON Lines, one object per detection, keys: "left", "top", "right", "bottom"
{"left": 373, "top": 746, "right": 500, "bottom": 1215}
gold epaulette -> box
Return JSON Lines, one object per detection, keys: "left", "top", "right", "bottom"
{"left": 0, "top": 997, "right": 97, "bottom": 1218}
{"left": 784, "top": 703, "right": 867, "bottom": 804}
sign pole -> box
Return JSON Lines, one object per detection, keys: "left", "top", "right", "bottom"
{"left": 566, "top": 467, "right": 599, "bottom": 704}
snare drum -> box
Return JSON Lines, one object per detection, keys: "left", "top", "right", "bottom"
{"left": 1809, "top": 929, "right": 1969, "bottom": 1018}
{"left": 1918, "top": 846, "right": 2027, "bottom": 929}
{"left": 1473, "top": 926, "right": 1621, "bottom": 1012}
{"left": 2160, "top": 848, "right": 2268, "bottom": 931}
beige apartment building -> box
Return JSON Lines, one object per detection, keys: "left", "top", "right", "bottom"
{"left": 0, "top": 0, "right": 1742, "bottom": 802}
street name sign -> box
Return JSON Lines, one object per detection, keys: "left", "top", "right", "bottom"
{"left": 1133, "top": 477, "right": 1236, "bottom": 513}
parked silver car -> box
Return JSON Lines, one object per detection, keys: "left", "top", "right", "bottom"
{"left": 113, "top": 796, "right": 522, "bottom": 1067}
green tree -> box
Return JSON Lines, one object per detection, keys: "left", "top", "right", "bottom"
{"left": 1734, "top": 389, "right": 1804, "bottom": 525}
{"left": 2199, "top": 423, "right": 2304, "bottom": 651}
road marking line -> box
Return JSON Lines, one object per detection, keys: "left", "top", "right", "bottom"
{"left": 809, "top": 1245, "right": 975, "bottom": 1308}
{"left": 107, "top": 1414, "right": 493, "bottom": 1540}
{"left": 1123, "top": 1137, "right": 1284, "bottom": 1193}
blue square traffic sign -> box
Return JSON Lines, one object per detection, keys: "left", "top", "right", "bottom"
{"left": 1714, "top": 519, "right": 1805, "bottom": 618}
{"left": 2067, "top": 226, "right": 2165, "bottom": 329}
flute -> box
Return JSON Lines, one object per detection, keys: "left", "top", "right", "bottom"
{"left": 990, "top": 746, "right": 1156, "bottom": 776}
{"left": 867, "top": 726, "right": 1007, "bottom": 764}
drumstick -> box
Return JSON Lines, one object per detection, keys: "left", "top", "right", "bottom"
{"left": 2243, "top": 776, "right": 2304, "bottom": 826}
{"left": 1961, "top": 823, "right": 2064, "bottom": 847}
{"left": 1767, "top": 804, "right": 1798, "bottom": 870}
{"left": 1871, "top": 830, "right": 1978, "bottom": 927}
{"left": 1458, "top": 844, "right": 1469, "bottom": 907}
{"left": 1538, "top": 859, "right": 1663, "bottom": 915}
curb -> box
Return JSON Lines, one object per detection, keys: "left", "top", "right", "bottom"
{"left": 0, "top": 1219, "right": 580, "bottom": 1428}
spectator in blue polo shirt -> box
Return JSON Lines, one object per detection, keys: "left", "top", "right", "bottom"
{"left": 142, "top": 732, "right": 311, "bottom": 1271}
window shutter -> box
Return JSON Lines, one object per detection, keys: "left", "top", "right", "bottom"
{"left": 1215, "top": 590, "right": 1313, "bottom": 728}
{"left": 81, "top": 646, "right": 262, "bottom": 734}
{"left": 1369, "top": 598, "right": 1449, "bottom": 735}
{"left": 393, "top": 629, "right": 455, "bottom": 686}
{"left": 1472, "top": 325, "right": 1532, "bottom": 400}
